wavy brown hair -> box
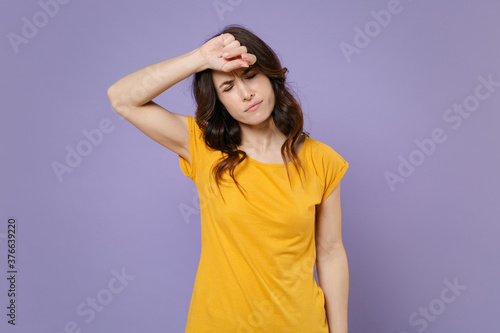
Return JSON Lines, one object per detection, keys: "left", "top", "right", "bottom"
{"left": 191, "top": 24, "right": 310, "bottom": 202}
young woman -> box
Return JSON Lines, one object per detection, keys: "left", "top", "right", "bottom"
{"left": 107, "top": 24, "right": 349, "bottom": 333}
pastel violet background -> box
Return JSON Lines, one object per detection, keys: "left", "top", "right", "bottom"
{"left": 1, "top": 0, "right": 499, "bottom": 332}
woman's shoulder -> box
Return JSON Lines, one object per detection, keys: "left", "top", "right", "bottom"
{"left": 306, "top": 135, "right": 342, "bottom": 154}
{"left": 304, "top": 135, "right": 348, "bottom": 165}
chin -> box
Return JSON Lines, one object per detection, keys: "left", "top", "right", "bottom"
{"left": 250, "top": 112, "right": 275, "bottom": 124}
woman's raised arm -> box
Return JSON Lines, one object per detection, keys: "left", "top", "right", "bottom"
{"left": 106, "top": 33, "right": 256, "bottom": 162}
{"left": 106, "top": 49, "right": 206, "bottom": 162}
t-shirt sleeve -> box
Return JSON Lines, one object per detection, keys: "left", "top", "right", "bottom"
{"left": 178, "top": 115, "right": 203, "bottom": 181}
{"left": 319, "top": 145, "right": 349, "bottom": 204}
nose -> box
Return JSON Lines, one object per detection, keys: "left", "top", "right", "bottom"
{"left": 240, "top": 81, "right": 255, "bottom": 100}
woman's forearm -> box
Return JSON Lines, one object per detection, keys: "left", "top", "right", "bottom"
{"left": 316, "top": 246, "right": 349, "bottom": 333}
{"left": 107, "top": 48, "right": 207, "bottom": 111}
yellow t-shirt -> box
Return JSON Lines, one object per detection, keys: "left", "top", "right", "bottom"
{"left": 178, "top": 115, "right": 349, "bottom": 332}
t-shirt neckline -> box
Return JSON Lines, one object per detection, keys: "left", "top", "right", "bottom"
{"left": 237, "top": 136, "right": 309, "bottom": 167}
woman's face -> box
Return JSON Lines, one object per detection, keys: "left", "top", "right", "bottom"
{"left": 212, "top": 66, "right": 275, "bottom": 126}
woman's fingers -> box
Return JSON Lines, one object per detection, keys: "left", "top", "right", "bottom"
{"left": 219, "top": 33, "right": 235, "bottom": 48}
{"left": 221, "top": 59, "right": 249, "bottom": 72}
{"left": 218, "top": 54, "right": 257, "bottom": 72}
{"left": 241, "top": 53, "right": 257, "bottom": 65}
{"left": 219, "top": 51, "right": 257, "bottom": 72}
{"left": 219, "top": 45, "right": 247, "bottom": 59}
{"left": 205, "top": 33, "right": 257, "bottom": 71}
{"left": 218, "top": 40, "right": 241, "bottom": 57}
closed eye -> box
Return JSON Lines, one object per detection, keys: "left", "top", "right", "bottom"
{"left": 223, "top": 74, "right": 257, "bottom": 92}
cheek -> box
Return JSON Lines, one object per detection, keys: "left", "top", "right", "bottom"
{"left": 265, "top": 81, "right": 275, "bottom": 98}
{"left": 219, "top": 95, "right": 238, "bottom": 109}
{"left": 256, "top": 78, "right": 272, "bottom": 93}
{"left": 265, "top": 78, "right": 274, "bottom": 92}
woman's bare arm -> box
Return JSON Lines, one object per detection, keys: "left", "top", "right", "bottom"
{"left": 106, "top": 49, "right": 207, "bottom": 162}
{"left": 108, "top": 49, "right": 207, "bottom": 108}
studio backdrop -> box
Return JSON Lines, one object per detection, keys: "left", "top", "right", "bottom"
{"left": 1, "top": 0, "right": 499, "bottom": 332}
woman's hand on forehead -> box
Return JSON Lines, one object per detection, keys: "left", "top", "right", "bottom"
{"left": 199, "top": 33, "right": 257, "bottom": 73}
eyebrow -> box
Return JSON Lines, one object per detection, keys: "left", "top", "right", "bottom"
{"left": 218, "top": 67, "right": 254, "bottom": 90}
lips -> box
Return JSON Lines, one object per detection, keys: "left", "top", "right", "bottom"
{"left": 245, "top": 101, "right": 262, "bottom": 112}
